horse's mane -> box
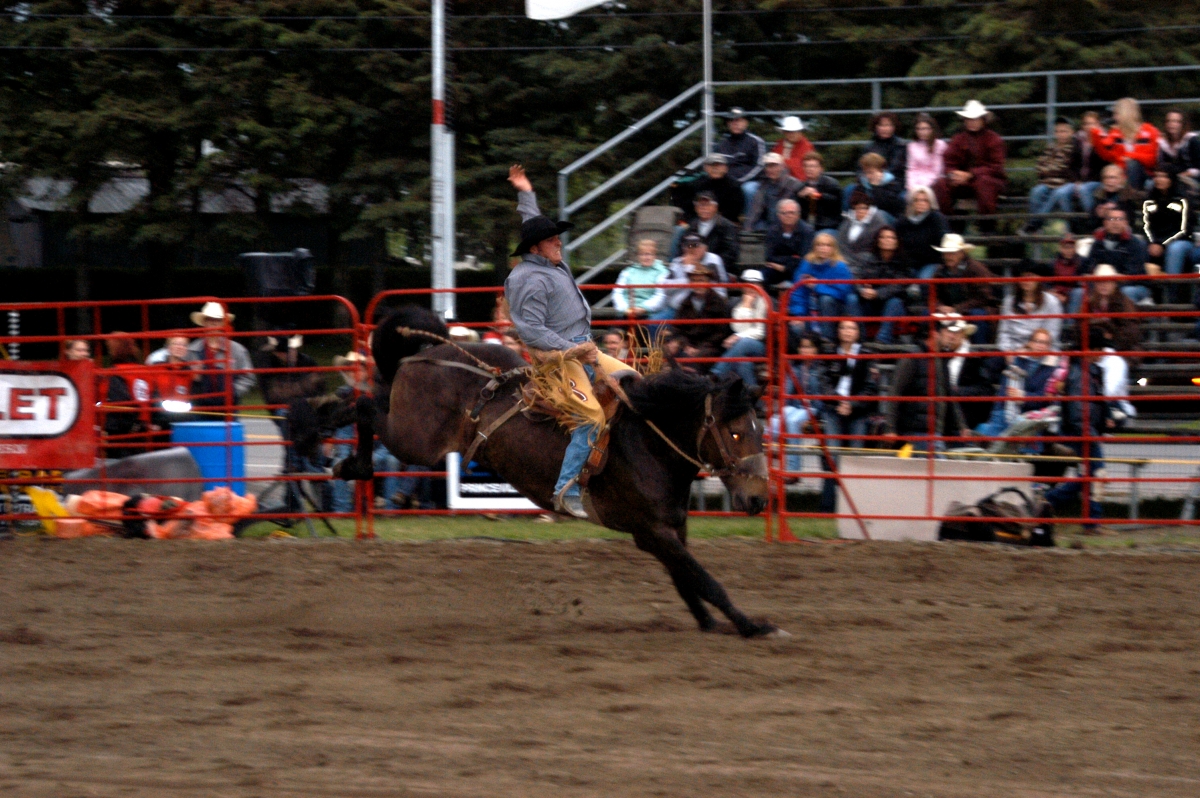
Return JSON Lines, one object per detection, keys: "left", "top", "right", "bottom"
{"left": 623, "top": 370, "right": 752, "bottom": 434}
{"left": 372, "top": 305, "right": 450, "bottom": 385}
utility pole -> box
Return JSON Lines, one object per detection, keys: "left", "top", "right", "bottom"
{"left": 430, "top": 0, "right": 456, "bottom": 320}
{"left": 702, "top": 0, "right": 713, "bottom": 157}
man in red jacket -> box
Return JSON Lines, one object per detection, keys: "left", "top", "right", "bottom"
{"left": 933, "top": 100, "right": 1007, "bottom": 224}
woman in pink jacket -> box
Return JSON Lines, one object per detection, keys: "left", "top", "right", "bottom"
{"left": 906, "top": 112, "right": 948, "bottom": 193}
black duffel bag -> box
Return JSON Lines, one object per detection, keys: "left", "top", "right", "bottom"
{"left": 939, "top": 487, "right": 1055, "bottom": 547}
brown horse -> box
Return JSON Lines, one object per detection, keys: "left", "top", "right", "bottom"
{"left": 326, "top": 307, "right": 777, "bottom": 637}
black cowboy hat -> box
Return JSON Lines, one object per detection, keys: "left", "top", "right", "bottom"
{"left": 511, "top": 215, "right": 574, "bottom": 257}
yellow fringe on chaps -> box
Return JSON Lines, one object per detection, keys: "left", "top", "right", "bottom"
{"left": 527, "top": 350, "right": 638, "bottom": 430}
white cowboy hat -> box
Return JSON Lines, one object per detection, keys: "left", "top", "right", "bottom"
{"left": 740, "top": 269, "right": 764, "bottom": 283}
{"left": 777, "top": 115, "right": 805, "bottom": 132}
{"left": 933, "top": 312, "right": 978, "bottom": 337}
{"left": 1092, "top": 263, "right": 1119, "bottom": 278}
{"left": 333, "top": 351, "right": 368, "bottom": 368}
{"left": 956, "top": 99, "right": 989, "bottom": 119}
{"left": 333, "top": 351, "right": 370, "bottom": 387}
{"left": 190, "top": 301, "right": 234, "bottom": 326}
{"left": 448, "top": 325, "right": 480, "bottom": 343}
{"left": 932, "top": 233, "right": 973, "bottom": 253}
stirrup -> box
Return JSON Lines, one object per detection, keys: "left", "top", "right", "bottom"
{"left": 553, "top": 482, "right": 588, "bottom": 519}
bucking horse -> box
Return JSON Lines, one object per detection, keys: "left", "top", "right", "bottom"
{"left": 296, "top": 306, "right": 779, "bottom": 637}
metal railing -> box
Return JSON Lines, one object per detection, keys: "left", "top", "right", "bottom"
{"left": 557, "top": 63, "right": 1200, "bottom": 290}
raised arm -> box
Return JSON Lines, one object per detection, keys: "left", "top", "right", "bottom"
{"left": 509, "top": 164, "right": 541, "bottom": 222}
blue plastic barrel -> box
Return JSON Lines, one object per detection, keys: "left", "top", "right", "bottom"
{"left": 170, "top": 421, "right": 246, "bottom": 496}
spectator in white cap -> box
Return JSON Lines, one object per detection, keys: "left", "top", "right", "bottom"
{"left": 711, "top": 269, "right": 770, "bottom": 388}
{"left": 772, "top": 115, "right": 813, "bottom": 179}
{"left": 745, "top": 151, "right": 803, "bottom": 231}
{"left": 186, "top": 301, "right": 256, "bottom": 406}
{"left": 933, "top": 99, "right": 1008, "bottom": 225}
{"left": 715, "top": 107, "right": 768, "bottom": 210}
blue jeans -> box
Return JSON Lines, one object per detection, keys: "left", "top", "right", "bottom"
{"left": 860, "top": 295, "right": 907, "bottom": 343}
{"left": 1067, "top": 287, "right": 1085, "bottom": 315}
{"left": 1029, "top": 183, "right": 1076, "bottom": 221}
{"left": 1162, "top": 239, "right": 1195, "bottom": 303}
{"left": 965, "top": 307, "right": 992, "bottom": 345}
{"left": 810, "top": 293, "right": 861, "bottom": 339}
{"left": 740, "top": 180, "right": 760, "bottom": 210}
{"left": 771, "top": 405, "right": 813, "bottom": 474}
{"left": 1074, "top": 182, "right": 1101, "bottom": 212}
{"left": 1121, "top": 285, "right": 1151, "bottom": 305}
{"left": 1044, "top": 442, "right": 1105, "bottom": 527}
{"left": 1125, "top": 160, "right": 1149, "bottom": 191}
{"left": 554, "top": 349, "right": 598, "bottom": 498}
{"left": 819, "top": 412, "right": 868, "bottom": 511}
{"left": 711, "top": 336, "right": 766, "bottom": 387}
{"left": 330, "top": 425, "right": 403, "bottom": 513}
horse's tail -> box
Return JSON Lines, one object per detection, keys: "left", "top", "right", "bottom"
{"left": 372, "top": 305, "right": 450, "bottom": 385}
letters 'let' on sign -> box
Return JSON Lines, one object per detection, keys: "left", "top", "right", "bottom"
{"left": 0, "top": 361, "right": 96, "bottom": 470}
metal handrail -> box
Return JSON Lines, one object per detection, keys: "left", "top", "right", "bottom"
{"left": 563, "top": 119, "right": 704, "bottom": 218}
{"left": 565, "top": 154, "right": 703, "bottom": 256}
{"left": 711, "top": 62, "right": 1200, "bottom": 88}
{"left": 556, "top": 81, "right": 703, "bottom": 220}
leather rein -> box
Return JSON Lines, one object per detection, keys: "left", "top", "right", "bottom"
{"left": 640, "top": 393, "right": 763, "bottom": 479}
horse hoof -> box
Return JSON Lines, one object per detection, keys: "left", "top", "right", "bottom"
{"left": 765, "top": 627, "right": 791, "bottom": 638}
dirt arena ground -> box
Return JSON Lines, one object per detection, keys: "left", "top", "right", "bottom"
{"left": 1, "top": 536, "right": 1198, "bottom": 797}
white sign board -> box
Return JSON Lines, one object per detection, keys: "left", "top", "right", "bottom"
{"left": 0, "top": 372, "right": 81, "bottom": 437}
{"left": 446, "top": 453, "right": 539, "bottom": 511}
{"left": 835, "top": 454, "right": 1035, "bottom": 541}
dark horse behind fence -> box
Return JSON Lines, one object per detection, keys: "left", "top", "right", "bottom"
{"left": 298, "top": 306, "right": 779, "bottom": 638}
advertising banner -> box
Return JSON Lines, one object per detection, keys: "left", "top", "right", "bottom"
{"left": 446, "top": 453, "right": 539, "bottom": 511}
{"left": 0, "top": 360, "right": 96, "bottom": 470}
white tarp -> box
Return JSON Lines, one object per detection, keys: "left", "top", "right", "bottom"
{"left": 525, "top": 0, "right": 607, "bottom": 21}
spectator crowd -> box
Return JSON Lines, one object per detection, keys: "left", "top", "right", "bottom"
{"left": 606, "top": 97, "right": 1200, "bottom": 527}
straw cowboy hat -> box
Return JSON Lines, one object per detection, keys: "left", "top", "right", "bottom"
{"left": 448, "top": 325, "right": 480, "bottom": 343}
{"left": 333, "top": 351, "right": 369, "bottom": 386}
{"left": 956, "top": 99, "right": 990, "bottom": 119}
{"left": 777, "top": 115, "right": 806, "bottom": 132}
{"left": 190, "top": 301, "right": 234, "bottom": 326}
{"left": 1092, "top": 263, "right": 1120, "bottom": 278}
{"left": 932, "top": 233, "right": 974, "bottom": 253}
{"left": 933, "top": 311, "right": 978, "bottom": 337}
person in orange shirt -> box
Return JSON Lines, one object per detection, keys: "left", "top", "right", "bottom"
{"left": 146, "top": 335, "right": 194, "bottom": 405}
{"left": 102, "top": 336, "right": 162, "bottom": 458}
{"left": 1091, "top": 97, "right": 1160, "bottom": 190}
{"left": 772, "top": 116, "right": 813, "bottom": 179}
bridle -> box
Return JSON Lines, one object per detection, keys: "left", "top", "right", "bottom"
{"left": 643, "top": 393, "right": 766, "bottom": 479}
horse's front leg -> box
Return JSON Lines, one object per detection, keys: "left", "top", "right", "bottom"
{"left": 633, "top": 526, "right": 777, "bottom": 638}
{"left": 332, "top": 396, "right": 376, "bottom": 481}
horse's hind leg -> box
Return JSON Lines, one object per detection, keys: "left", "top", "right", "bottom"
{"left": 634, "top": 527, "right": 776, "bottom": 638}
{"left": 332, "top": 396, "right": 376, "bottom": 482}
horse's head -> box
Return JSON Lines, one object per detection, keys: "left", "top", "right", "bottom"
{"left": 700, "top": 374, "right": 768, "bottom": 515}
